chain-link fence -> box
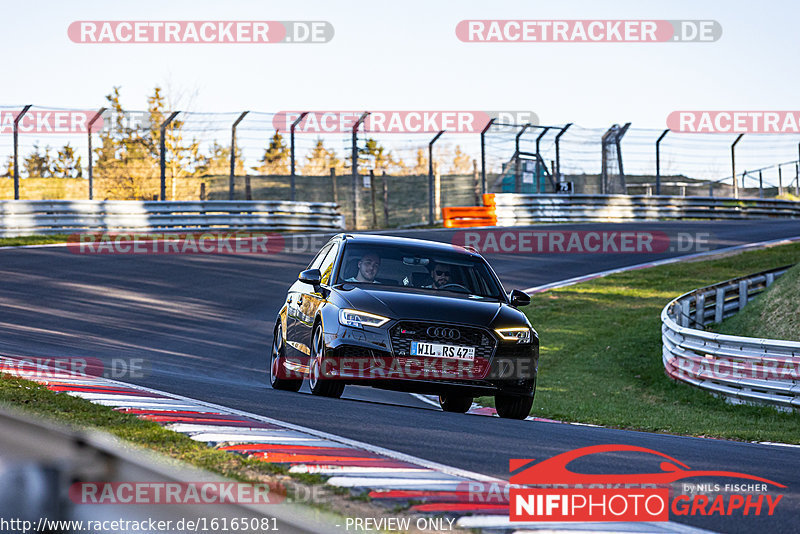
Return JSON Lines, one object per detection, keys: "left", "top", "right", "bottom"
{"left": 3, "top": 104, "right": 800, "bottom": 228}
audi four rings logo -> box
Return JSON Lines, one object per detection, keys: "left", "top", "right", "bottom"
{"left": 427, "top": 327, "right": 461, "bottom": 340}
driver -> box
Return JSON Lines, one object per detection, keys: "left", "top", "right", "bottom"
{"left": 424, "top": 261, "right": 452, "bottom": 289}
{"left": 345, "top": 252, "right": 381, "bottom": 283}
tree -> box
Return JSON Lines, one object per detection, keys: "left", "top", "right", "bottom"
{"left": 23, "top": 144, "right": 53, "bottom": 178}
{"left": 360, "top": 138, "right": 402, "bottom": 174}
{"left": 53, "top": 143, "right": 83, "bottom": 178}
{"left": 147, "top": 86, "right": 203, "bottom": 199}
{"left": 197, "top": 141, "right": 243, "bottom": 176}
{"left": 301, "top": 138, "right": 343, "bottom": 175}
{"left": 2, "top": 156, "right": 13, "bottom": 178}
{"left": 96, "top": 86, "right": 157, "bottom": 199}
{"left": 411, "top": 148, "right": 428, "bottom": 176}
{"left": 450, "top": 145, "right": 472, "bottom": 174}
{"left": 254, "top": 131, "right": 289, "bottom": 174}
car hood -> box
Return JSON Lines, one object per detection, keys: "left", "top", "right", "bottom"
{"left": 335, "top": 285, "right": 528, "bottom": 327}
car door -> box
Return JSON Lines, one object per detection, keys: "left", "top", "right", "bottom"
{"left": 285, "top": 243, "right": 332, "bottom": 359}
{"left": 295, "top": 241, "right": 340, "bottom": 355}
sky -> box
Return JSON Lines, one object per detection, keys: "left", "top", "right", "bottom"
{"left": 2, "top": 0, "right": 798, "bottom": 127}
{"left": 2, "top": 0, "right": 800, "bottom": 184}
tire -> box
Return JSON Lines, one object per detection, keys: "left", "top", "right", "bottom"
{"left": 495, "top": 394, "right": 534, "bottom": 419}
{"left": 309, "top": 323, "right": 345, "bottom": 398}
{"left": 439, "top": 393, "right": 473, "bottom": 413}
{"left": 269, "top": 323, "right": 302, "bottom": 392}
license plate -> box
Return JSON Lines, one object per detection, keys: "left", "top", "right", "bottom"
{"left": 410, "top": 341, "right": 475, "bottom": 360}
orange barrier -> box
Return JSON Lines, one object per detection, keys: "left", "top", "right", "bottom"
{"left": 441, "top": 205, "right": 496, "bottom": 228}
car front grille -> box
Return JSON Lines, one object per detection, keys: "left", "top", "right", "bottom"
{"left": 388, "top": 321, "right": 496, "bottom": 379}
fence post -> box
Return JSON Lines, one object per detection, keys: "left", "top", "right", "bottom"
{"left": 428, "top": 130, "right": 445, "bottom": 224}
{"left": 229, "top": 111, "right": 249, "bottom": 200}
{"left": 655, "top": 129, "right": 669, "bottom": 195}
{"left": 159, "top": 111, "right": 180, "bottom": 201}
{"left": 245, "top": 175, "right": 252, "bottom": 200}
{"left": 351, "top": 112, "right": 369, "bottom": 230}
{"left": 330, "top": 167, "right": 338, "bottom": 204}
{"left": 759, "top": 170, "right": 763, "bottom": 198}
{"left": 434, "top": 161, "right": 441, "bottom": 221}
{"left": 289, "top": 112, "right": 309, "bottom": 202}
{"left": 472, "top": 159, "right": 480, "bottom": 204}
{"left": 86, "top": 107, "right": 106, "bottom": 201}
{"left": 730, "top": 134, "right": 744, "bottom": 199}
{"left": 778, "top": 165, "right": 783, "bottom": 196}
{"left": 514, "top": 124, "right": 531, "bottom": 193}
{"left": 12, "top": 105, "right": 32, "bottom": 200}
{"left": 535, "top": 127, "right": 550, "bottom": 193}
{"left": 370, "top": 169, "right": 377, "bottom": 228}
{"left": 554, "top": 123, "right": 572, "bottom": 186}
{"left": 480, "top": 118, "right": 494, "bottom": 195}
{"left": 382, "top": 170, "right": 389, "bottom": 227}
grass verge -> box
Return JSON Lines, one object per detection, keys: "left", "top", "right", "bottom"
{"left": 0, "top": 235, "right": 72, "bottom": 247}
{"left": 0, "top": 374, "right": 394, "bottom": 520}
{"left": 479, "top": 242, "right": 800, "bottom": 443}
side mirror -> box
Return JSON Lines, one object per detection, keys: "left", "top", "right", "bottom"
{"left": 298, "top": 268, "right": 322, "bottom": 287}
{"left": 509, "top": 289, "right": 531, "bottom": 307}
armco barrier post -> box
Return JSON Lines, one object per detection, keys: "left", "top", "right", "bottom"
{"left": 655, "top": 129, "right": 669, "bottom": 195}
{"left": 229, "top": 111, "right": 249, "bottom": 200}
{"left": 87, "top": 107, "right": 106, "bottom": 201}
{"left": 759, "top": 170, "right": 763, "bottom": 198}
{"left": 290, "top": 112, "right": 309, "bottom": 202}
{"left": 428, "top": 130, "right": 445, "bottom": 225}
{"left": 12, "top": 105, "right": 32, "bottom": 200}
{"left": 160, "top": 111, "right": 180, "bottom": 201}
{"left": 795, "top": 163, "right": 800, "bottom": 196}
{"left": 778, "top": 165, "right": 784, "bottom": 196}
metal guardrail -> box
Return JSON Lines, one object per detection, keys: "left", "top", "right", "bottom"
{"left": 660, "top": 266, "right": 800, "bottom": 410}
{"left": 0, "top": 200, "right": 345, "bottom": 236}
{"left": 0, "top": 405, "right": 323, "bottom": 533}
{"left": 490, "top": 194, "right": 800, "bottom": 224}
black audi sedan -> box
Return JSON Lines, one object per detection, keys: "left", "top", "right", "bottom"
{"left": 270, "top": 234, "right": 539, "bottom": 419}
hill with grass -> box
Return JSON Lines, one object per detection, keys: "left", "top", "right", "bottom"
{"left": 714, "top": 262, "right": 800, "bottom": 342}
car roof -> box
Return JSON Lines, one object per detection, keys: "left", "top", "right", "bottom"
{"left": 338, "top": 233, "right": 478, "bottom": 256}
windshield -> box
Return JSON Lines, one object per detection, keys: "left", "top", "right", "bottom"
{"left": 336, "top": 243, "right": 505, "bottom": 299}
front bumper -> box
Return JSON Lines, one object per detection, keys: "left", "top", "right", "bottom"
{"left": 323, "top": 322, "right": 538, "bottom": 396}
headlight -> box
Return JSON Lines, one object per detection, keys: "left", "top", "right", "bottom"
{"left": 495, "top": 327, "right": 532, "bottom": 343}
{"left": 339, "top": 309, "right": 390, "bottom": 329}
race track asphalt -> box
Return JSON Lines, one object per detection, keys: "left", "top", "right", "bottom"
{"left": 1, "top": 220, "right": 799, "bottom": 533}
